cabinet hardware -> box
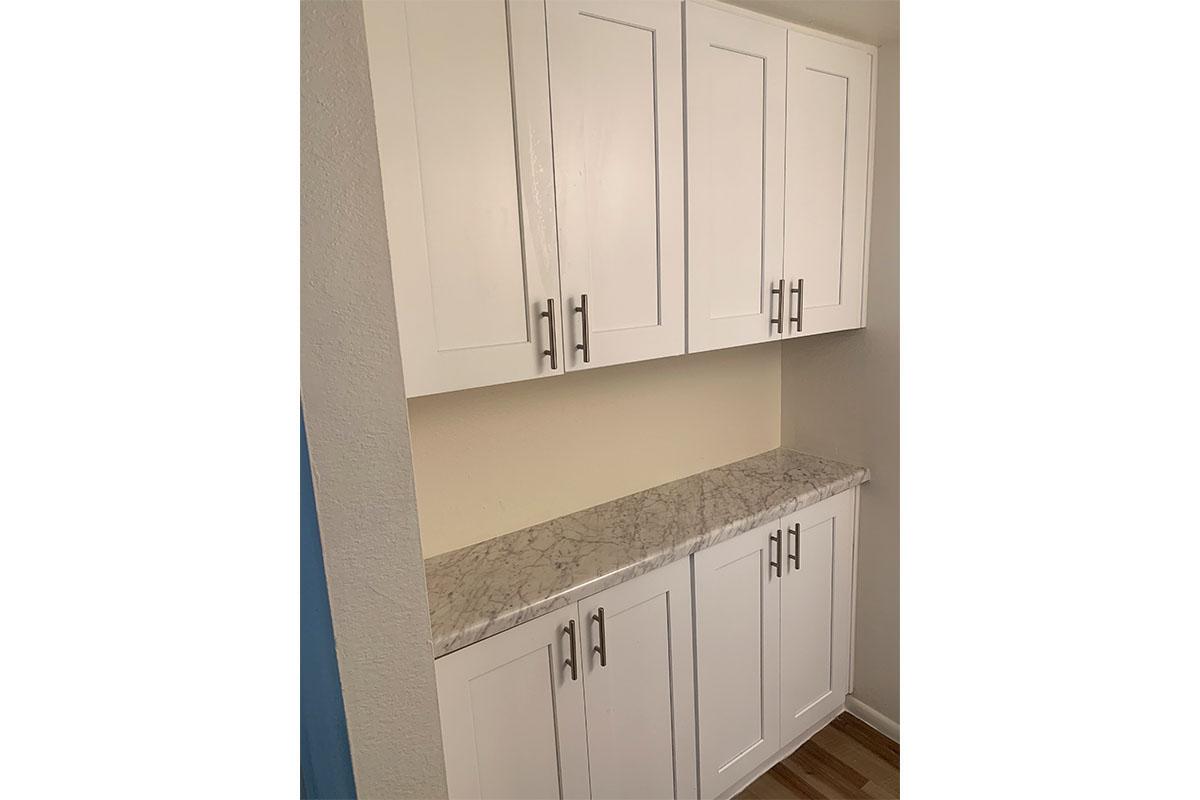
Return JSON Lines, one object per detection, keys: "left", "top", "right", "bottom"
{"left": 789, "top": 279, "right": 804, "bottom": 333}
{"left": 574, "top": 293, "right": 591, "bottom": 363}
{"left": 769, "top": 530, "right": 782, "bottom": 578}
{"left": 592, "top": 607, "right": 607, "bottom": 667}
{"left": 770, "top": 279, "right": 784, "bottom": 334}
{"left": 788, "top": 523, "right": 800, "bottom": 570}
{"left": 563, "top": 619, "right": 580, "bottom": 681}
{"left": 541, "top": 298, "right": 558, "bottom": 370}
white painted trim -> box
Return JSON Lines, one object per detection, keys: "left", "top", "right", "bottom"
{"left": 717, "top": 703, "right": 845, "bottom": 800}
{"left": 845, "top": 695, "right": 900, "bottom": 743}
{"left": 859, "top": 48, "right": 878, "bottom": 328}
{"left": 848, "top": 486, "right": 861, "bottom": 693}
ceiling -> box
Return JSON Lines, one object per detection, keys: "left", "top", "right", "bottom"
{"left": 722, "top": 0, "right": 900, "bottom": 45}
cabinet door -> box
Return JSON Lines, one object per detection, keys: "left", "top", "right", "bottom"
{"left": 778, "top": 489, "right": 856, "bottom": 744}
{"left": 435, "top": 609, "right": 591, "bottom": 800}
{"left": 685, "top": 1, "right": 787, "bottom": 353}
{"left": 579, "top": 558, "right": 697, "bottom": 800}
{"left": 547, "top": 1, "right": 685, "bottom": 371}
{"left": 364, "top": 1, "right": 563, "bottom": 397}
{"left": 692, "top": 520, "right": 782, "bottom": 798}
{"left": 783, "top": 32, "right": 874, "bottom": 337}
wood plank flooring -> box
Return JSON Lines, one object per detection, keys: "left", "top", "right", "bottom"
{"left": 736, "top": 713, "right": 900, "bottom": 799}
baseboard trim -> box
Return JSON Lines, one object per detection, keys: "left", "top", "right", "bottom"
{"left": 844, "top": 695, "right": 900, "bottom": 742}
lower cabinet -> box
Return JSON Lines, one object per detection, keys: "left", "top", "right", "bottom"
{"left": 778, "top": 490, "right": 855, "bottom": 743}
{"left": 435, "top": 606, "right": 590, "bottom": 800}
{"left": 693, "top": 490, "right": 857, "bottom": 797}
{"left": 692, "top": 518, "right": 781, "bottom": 798}
{"left": 435, "top": 557, "right": 696, "bottom": 800}
{"left": 435, "top": 489, "right": 857, "bottom": 800}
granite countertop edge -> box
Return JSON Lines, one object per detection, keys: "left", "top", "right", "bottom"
{"left": 425, "top": 448, "right": 869, "bottom": 658}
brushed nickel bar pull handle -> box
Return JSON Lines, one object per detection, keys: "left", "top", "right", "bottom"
{"left": 541, "top": 298, "right": 558, "bottom": 370}
{"left": 770, "top": 279, "right": 784, "bottom": 334}
{"left": 592, "top": 607, "right": 607, "bottom": 667}
{"left": 574, "top": 293, "right": 591, "bottom": 363}
{"left": 788, "top": 523, "right": 800, "bottom": 570}
{"left": 564, "top": 619, "right": 578, "bottom": 681}
{"left": 798, "top": 278, "right": 804, "bottom": 332}
{"left": 789, "top": 279, "right": 804, "bottom": 333}
{"left": 769, "top": 530, "right": 782, "bottom": 578}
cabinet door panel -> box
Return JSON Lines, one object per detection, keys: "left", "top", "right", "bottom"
{"left": 779, "top": 489, "right": 856, "bottom": 743}
{"left": 435, "top": 610, "right": 590, "bottom": 799}
{"left": 580, "top": 558, "right": 697, "bottom": 800}
{"left": 547, "top": 1, "right": 685, "bottom": 370}
{"left": 784, "top": 32, "right": 873, "bottom": 336}
{"left": 685, "top": 1, "right": 787, "bottom": 353}
{"left": 364, "top": 0, "right": 563, "bottom": 396}
{"left": 693, "top": 520, "right": 782, "bottom": 798}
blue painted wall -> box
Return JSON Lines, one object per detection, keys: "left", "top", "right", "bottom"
{"left": 301, "top": 408, "right": 356, "bottom": 799}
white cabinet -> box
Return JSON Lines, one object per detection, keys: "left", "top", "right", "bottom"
{"left": 368, "top": 0, "right": 877, "bottom": 394}
{"left": 435, "top": 607, "right": 590, "bottom": 800}
{"left": 364, "top": 0, "right": 563, "bottom": 397}
{"left": 692, "top": 518, "right": 781, "bottom": 798}
{"left": 435, "top": 559, "right": 696, "bottom": 800}
{"left": 546, "top": 1, "right": 685, "bottom": 371}
{"left": 784, "top": 31, "right": 875, "bottom": 337}
{"left": 684, "top": 1, "right": 788, "bottom": 353}
{"left": 692, "top": 489, "right": 857, "bottom": 797}
{"left": 368, "top": 0, "right": 687, "bottom": 395}
{"left": 580, "top": 558, "right": 697, "bottom": 800}
{"left": 778, "top": 489, "right": 856, "bottom": 743}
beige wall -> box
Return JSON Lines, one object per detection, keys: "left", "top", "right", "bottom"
{"left": 301, "top": 2, "right": 448, "bottom": 796}
{"left": 409, "top": 343, "right": 782, "bottom": 556}
{"left": 780, "top": 40, "right": 899, "bottom": 725}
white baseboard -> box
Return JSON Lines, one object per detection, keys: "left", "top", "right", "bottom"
{"left": 844, "top": 695, "right": 900, "bottom": 742}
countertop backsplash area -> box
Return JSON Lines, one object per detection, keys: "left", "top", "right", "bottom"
{"left": 407, "top": 342, "right": 782, "bottom": 557}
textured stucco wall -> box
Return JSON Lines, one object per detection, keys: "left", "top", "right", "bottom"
{"left": 409, "top": 343, "right": 782, "bottom": 556}
{"left": 300, "top": 1, "right": 448, "bottom": 796}
{"left": 781, "top": 40, "right": 900, "bottom": 726}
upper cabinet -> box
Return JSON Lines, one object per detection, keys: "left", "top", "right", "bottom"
{"left": 784, "top": 31, "right": 875, "bottom": 337}
{"left": 684, "top": 1, "right": 788, "bottom": 353}
{"left": 366, "top": 0, "right": 876, "bottom": 396}
{"left": 364, "top": 1, "right": 563, "bottom": 397}
{"left": 546, "top": 1, "right": 686, "bottom": 371}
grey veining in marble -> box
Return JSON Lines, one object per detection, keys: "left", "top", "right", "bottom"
{"left": 424, "top": 447, "right": 869, "bottom": 657}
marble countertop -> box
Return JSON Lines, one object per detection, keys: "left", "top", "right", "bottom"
{"left": 424, "top": 447, "right": 869, "bottom": 657}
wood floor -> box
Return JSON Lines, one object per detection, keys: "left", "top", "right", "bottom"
{"left": 736, "top": 713, "right": 900, "bottom": 799}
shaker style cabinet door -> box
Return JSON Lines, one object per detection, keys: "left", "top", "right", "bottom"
{"left": 363, "top": 1, "right": 563, "bottom": 397}
{"left": 783, "top": 32, "right": 874, "bottom": 337}
{"left": 692, "top": 519, "right": 783, "bottom": 798}
{"left": 434, "top": 609, "right": 591, "bottom": 800}
{"left": 579, "top": 558, "right": 697, "bottom": 800}
{"left": 546, "top": 1, "right": 685, "bottom": 371}
{"left": 778, "top": 489, "right": 856, "bottom": 744}
{"left": 685, "top": 1, "right": 787, "bottom": 353}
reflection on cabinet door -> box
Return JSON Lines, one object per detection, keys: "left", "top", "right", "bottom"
{"left": 685, "top": 1, "right": 787, "bottom": 353}
{"left": 547, "top": 1, "right": 685, "bottom": 371}
{"left": 778, "top": 489, "right": 856, "bottom": 744}
{"left": 580, "top": 558, "right": 697, "bottom": 800}
{"left": 435, "top": 608, "right": 591, "bottom": 800}
{"left": 784, "top": 31, "right": 874, "bottom": 337}
{"left": 692, "top": 519, "right": 782, "bottom": 799}
{"left": 364, "top": 0, "right": 563, "bottom": 397}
